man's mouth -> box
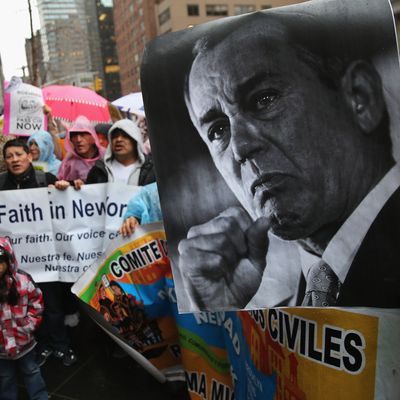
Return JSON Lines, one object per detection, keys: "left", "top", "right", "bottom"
{"left": 250, "top": 173, "right": 287, "bottom": 197}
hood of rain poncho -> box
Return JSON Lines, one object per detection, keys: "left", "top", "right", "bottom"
{"left": 27, "top": 130, "right": 61, "bottom": 176}
{"left": 123, "top": 182, "right": 162, "bottom": 224}
{"left": 0, "top": 237, "right": 17, "bottom": 278}
{"left": 105, "top": 119, "right": 145, "bottom": 165}
{"left": 64, "top": 115, "right": 104, "bottom": 159}
{"left": 58, "top": 115, "right": 106, "bottom": 181}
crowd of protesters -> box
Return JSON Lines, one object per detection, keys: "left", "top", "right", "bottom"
{"left": 0, "top": 107, "right": 157, "bottom": 399}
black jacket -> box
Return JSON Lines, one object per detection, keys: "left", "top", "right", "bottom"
{"left": 0, "top": 165, "right": 57, "bottom": 191}
{"left": 295, "top": 186, "right": 400, "bottom": 308}
{"left": 86, "top": 155, "right": 156, "bottom": 186}
{"left": 335, "top": 186, "right": 400, "bottom": 308}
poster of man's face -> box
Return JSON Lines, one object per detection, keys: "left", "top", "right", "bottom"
{"left": 141, "top": 0, "right": 400, "bottom": 312}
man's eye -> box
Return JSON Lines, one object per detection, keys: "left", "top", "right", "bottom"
{"left": 207, "top": 123, "right": 230, "bottom": 142}
{"left": 250, "top": 91, "right": 279, "bottom": 111}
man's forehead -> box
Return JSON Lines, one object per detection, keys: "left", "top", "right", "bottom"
{"left": 197, "top": 19, "right": 287, "bottom": 55}
{"left": 70, "top": 131, "right": 91, "bottom": 136}
{"left": 111, "top": 128, "right": 129, "bottom": 136}
{"left": 189, "top": 23, "right": 291, "bottom": 86}
{"left": 6, "top": 146, "right": 26, "bottom": 153}
{"left": 187, "top": 28, "right": 293, "bottom": 117}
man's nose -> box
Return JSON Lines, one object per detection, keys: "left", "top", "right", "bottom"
{"left": 230, "top": 116, "right": 262, "bottom": 164}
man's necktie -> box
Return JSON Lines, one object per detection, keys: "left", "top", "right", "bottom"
{"left": 301, "top": 260, "right": 340, "bottom": 307}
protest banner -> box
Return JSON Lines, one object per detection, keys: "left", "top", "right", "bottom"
{"left": 71, "top": 222, "right": 236, "bottom": 396}
{"left": 72, "top": 223, "right": 183, "bottom": 376}
{"left": 141, "top": 0, "right": 400, "bottom": 312}
{"left": 167, "top": 288, "right": 234, "bottom": 399}
{"left": 3, "top": 76, "right": 46, "bottom": 136}
{"left": 225, "top": 308, "right": 400, "bottom": 400}
{"left": 0, "top": 183, "right": 139, "bottom": 282}
{"left": 7, "top": 198, "right": 400, "bottom": 400}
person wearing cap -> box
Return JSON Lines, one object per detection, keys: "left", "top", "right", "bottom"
{"left": 56, "top": 115, "right": 106, "bottom": 189}
{"left": 85, "top": 119, "right": 155, "bottom": 186}
{"left": 0, "top": 237, "right": 48, "bottom": 400}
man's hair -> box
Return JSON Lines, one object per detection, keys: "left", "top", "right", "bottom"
{"left": 187, "top": 12, "right": 351, "bottom": 93}
{"left": 69, "top": 131, "right": 91, "bottom": 138}
{"left": 3, "top": 139, "right": 29, "bottom": 158}
{"left": 110, "top": 128, "right": 137, "bottom": 142}
{"left": 185, "top": 10, "right": 391, "bottom": 149}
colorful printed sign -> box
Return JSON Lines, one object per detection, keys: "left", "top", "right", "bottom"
{"left": 72, "top": 223, "right": 400, "bottom": 399}
{"left": 226, "top": 308, "right": 399, "bottom": 400}
{"left": 72, "top": 223, "right": 183, "bottom": 374}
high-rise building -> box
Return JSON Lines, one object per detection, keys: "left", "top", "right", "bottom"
{"left": 84, "top": 0, "right": 104, "bottom": 86}
{"left": 0, "top": 53, "right": 4, "bottom": 112}
{"left": 95, "top": 0, "right": 122, "bottom": 101}
{"left": 113, "top": 0, "right": 157, "bottom": 94}
{"left": 37, "top": 0, "right": 94, "bottom": 86}
{"left": 155, "top": 0, "right": 302, "bottom": 35}
{"left": 113, "top": 0, "right": 304, "bottom": 94}
{"left": 25, "top": 29, "right": 45, "bottom": 86}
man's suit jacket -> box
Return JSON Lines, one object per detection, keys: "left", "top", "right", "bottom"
{"left": 335, "top": 186, "right": 400, "bottom": 308}
{"left": 251, "top": 187, "right": 400, "bottom": 309}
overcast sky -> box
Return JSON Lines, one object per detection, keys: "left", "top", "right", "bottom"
{"left": 0, "top": 0, "right": 40, "bottom": 80}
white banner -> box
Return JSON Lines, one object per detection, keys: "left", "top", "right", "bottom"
{"left": 3, "top": 76, "right": 46, "bottom": 136}
{"left": 0, "top": 183, "right": 140, "bottom": 282}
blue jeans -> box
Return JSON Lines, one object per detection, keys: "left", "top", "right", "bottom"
{"left": 0, "top": 348, "right": 48, "bottom": 400}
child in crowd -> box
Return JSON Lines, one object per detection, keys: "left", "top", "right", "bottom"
{"left": 0, "top": 237, "right": 48, "bottom": 400}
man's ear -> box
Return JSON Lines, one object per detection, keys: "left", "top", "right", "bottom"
{"left": 341, "top": 60, "right": 385, "bottom": 134}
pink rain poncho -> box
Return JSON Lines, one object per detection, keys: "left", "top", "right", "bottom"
{"left": 57, "top": 115, "right": 106, "bottom": 181}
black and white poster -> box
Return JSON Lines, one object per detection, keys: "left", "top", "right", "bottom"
{"left": 141, "top": 0, "right": 400, "bottom": 312}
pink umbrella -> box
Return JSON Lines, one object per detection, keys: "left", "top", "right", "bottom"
{"left": 42, "top": 85, "right": 111, "bottom": 124}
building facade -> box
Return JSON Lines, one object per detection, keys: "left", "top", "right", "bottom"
{"left": 25, "top": 29, "right": 45, "bottom": 86}
{"left": 113, "top": 0, "right": 157, "bottom": 94}
{"left": 0, "top": 54, "right": 4, "bottom": 112}
{"left": 113, "top": 0, "right": 304, "bottom": 94}
{"left": 95, "top": 0, "right": 122, "bottom": 101}
{"left": 155, "top": 0, "right": 302, "bottom": 34}
{"left": 37, "top": 0, "right": 94, "bottom": 86}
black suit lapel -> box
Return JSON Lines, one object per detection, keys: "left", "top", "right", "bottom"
{"left": 337, "top": 187, "right": 400, "bottom": 308}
